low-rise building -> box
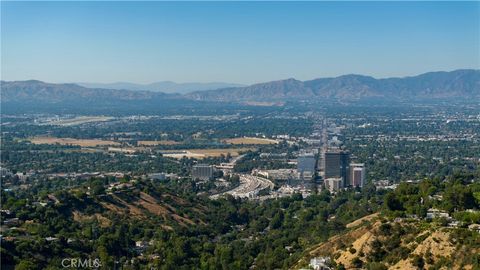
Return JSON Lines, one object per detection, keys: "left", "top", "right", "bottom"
{"left": 3, "top": 218, "right": 20, "bottom": 226}
{"left": 148, "top": 173, "right": 166, "bottom": 181}
{"left": 192, "top": 164, "right": 214, "bottom": 181}
{"left": 468, "top": 224, "right": 480, "bottom": 233}
{"left": 426, "top": 208, "right": 450, "bottom": 219}
{"left": 324, "top": 177, "right": 343, "bottom": 193}
{"left": 0, "top": 168, "right": 12, "bottom": 177}
{"left": 15, "top": 172, "right": 31, "bottom": 181}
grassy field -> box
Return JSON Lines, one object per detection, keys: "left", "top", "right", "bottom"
{"left": 224, "top": 137, "right": 279, "bottom": 145}
{"left": 29, "top": 137, "right": 120, "bottom": 147}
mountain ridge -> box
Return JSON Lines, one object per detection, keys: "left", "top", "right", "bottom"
{"left": 0, "top": 80, "right": 177, "bottom": 103}
{"left": 2, "top": 69, "right": 479, "bottom": 104}
{"left": 187, "top": 69, "right": 480, "bottom": 101}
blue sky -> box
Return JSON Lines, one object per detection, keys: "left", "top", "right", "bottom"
{"left": 1, "top": 1, "right": 479, "bottom": 84}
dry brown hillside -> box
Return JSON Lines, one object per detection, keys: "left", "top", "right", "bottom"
{"left": 69, "top": 187, "right": 208, "bottom": 230}
{"left": 294, "top": 214, "right": 480, "bottom": 270}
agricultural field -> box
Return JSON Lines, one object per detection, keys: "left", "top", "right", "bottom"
{"left": 29, "top": 136, "right": 120, "bottom": 147}
{"left": 224, "top": 137, "right": 278, "bottom": 145}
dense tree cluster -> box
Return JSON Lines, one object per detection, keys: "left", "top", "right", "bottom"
{"left": 1, "top": 179, "right": 381, "bottom": 270}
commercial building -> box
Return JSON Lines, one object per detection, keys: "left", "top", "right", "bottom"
{"left": 297, "top": 153, "right": 316, "bottom": 180}
{"left": 253, "top": 169, "right": 297, "bottom": 181}
{"left": 349, "top": 163, "right": 366, "bottom": 187}
{"left": 0, "top": 167, "right": 12, "bottom": 177}
{"left": 324, "top": 177, "right": 343, "bottom": 193}
{"left": 15, "top": 172, "right": 31, "bottom": 182}
{"left": 324, "top": 151, "right": 350, "bottom": 185}
{"left": 192, "top": 164, "right": 213, "bottom": 180}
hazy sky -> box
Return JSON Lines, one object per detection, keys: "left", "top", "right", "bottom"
{"left": 1, "top": 1, "right": 479, "bottom": 84}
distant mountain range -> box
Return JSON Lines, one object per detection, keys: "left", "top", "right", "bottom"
{"left": 0, "top": 80, "right": 172, "bottom": 103}
{"left": 186, "top": 69, "right": 480, "bottom": 101}
{"left": 77, "top": 81, "right": 244, "bottom": 94}
{"left": 1, "top": 70, "right": 479, "bottom": 105}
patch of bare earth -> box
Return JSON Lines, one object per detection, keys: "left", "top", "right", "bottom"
{"left": 72, "top": 211, "right": 111, "bottom": 227}
{"left": 293, "top": 221, "right": 374, "bottom": 269}
{"left": 95, "top": 191, "right": 205, "bottom": 227}
{"left": 391, "top": 230, "right": 456, "bottom": 270}
{"left": 294, "top": 215, "right": 476, "bottom": 270}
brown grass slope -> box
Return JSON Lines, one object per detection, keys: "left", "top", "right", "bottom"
{"left": 294, "top": 214, "right": 480, "bottom": 270}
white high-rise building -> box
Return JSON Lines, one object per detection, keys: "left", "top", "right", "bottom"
{"left": 349, "top": 163, "right": 366, "bottom": 187}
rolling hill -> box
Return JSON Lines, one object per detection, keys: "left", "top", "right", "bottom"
{"left": 0, "top": 80, "right": 171, "bottom": 103}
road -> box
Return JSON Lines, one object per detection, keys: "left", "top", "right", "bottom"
{"left": 210, "top": 174, "right": 274, "bottom": 199}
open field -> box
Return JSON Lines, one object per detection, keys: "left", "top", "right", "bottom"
{"left": 224, "top": 137, "right": 279, "bottom": 145}
{"left": 162, "top": 147, "right": 254, "bottom": 159}
{"left": 29, "top": 137, "right": 120, "bottom": 147}
{"left": 137, "top": 140, "right": 179, "bottom": 146}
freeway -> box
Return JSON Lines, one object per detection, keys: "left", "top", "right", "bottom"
{"left": 210, "top": 174, "right": 274, "bottom": 199}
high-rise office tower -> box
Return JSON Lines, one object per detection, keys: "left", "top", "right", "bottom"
{"left": 324, "top": 151, "right": 350, "bottom": 186}
{"left": 297, "top": 153, "right": 316, "bottom": 180}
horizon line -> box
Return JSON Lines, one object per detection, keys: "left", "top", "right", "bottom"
{"left": 2, "top": 68, "right": 478, "bottom": 86}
